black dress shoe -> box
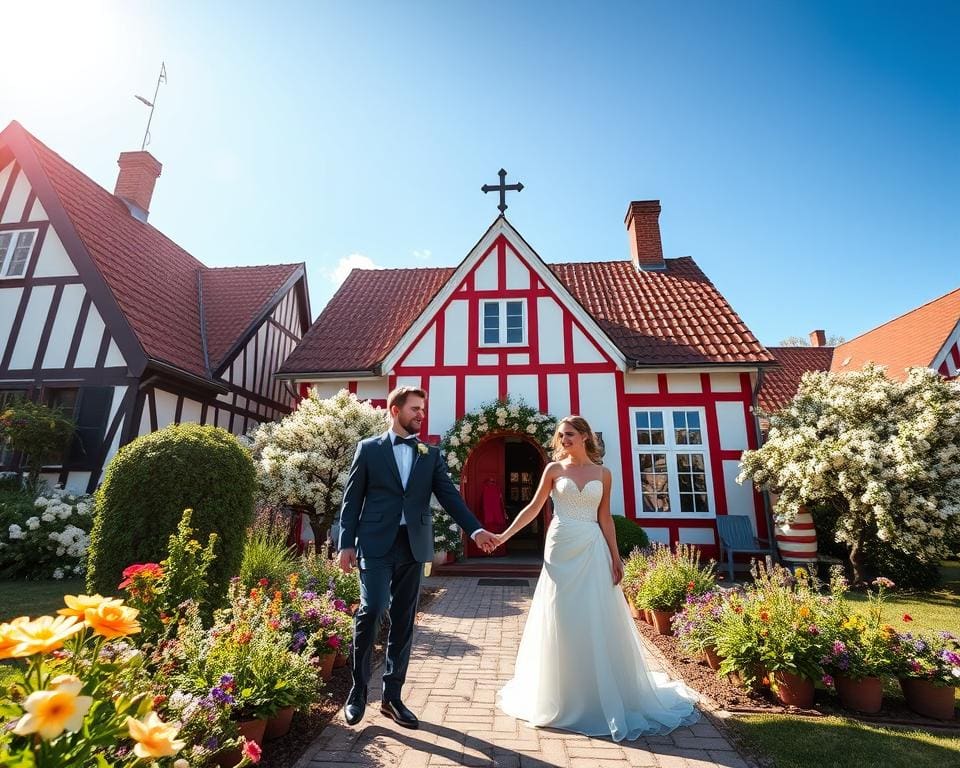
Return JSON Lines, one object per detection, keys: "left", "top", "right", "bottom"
{"left": 344, "top": 693, "right": 366, "bottom": 726}
{"left": 380, "top": 698, "right": 419, "bottom": 729}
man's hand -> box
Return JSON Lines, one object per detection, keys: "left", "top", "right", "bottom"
{"left": 339, "top": 548, "right": 358, "bottom": 574}
{"left": 473, "top": 530, "right": 499, "bottom": 553}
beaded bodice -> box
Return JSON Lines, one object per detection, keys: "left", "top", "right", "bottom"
{"left": 550, "top": 476, "right": 602, "bottom": 523}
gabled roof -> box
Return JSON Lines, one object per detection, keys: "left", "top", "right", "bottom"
{"left": 279, "top": 219, "right": 774, "bottom": 376}
{"left": 2, "top": 121, "right": 305, "bottom": 384}
{"left": 758, "top": 346, "right": 835, "bottom": 413}
{"left": 830, "top": 287, "right": 960, "bottom": 381}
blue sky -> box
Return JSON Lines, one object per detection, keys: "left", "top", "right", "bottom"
{"left": 1, "top": 1, "right": 957, "bottom": 346}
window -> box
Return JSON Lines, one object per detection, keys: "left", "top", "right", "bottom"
{"left": 0, "top": 230, "right": 38, "bottom": 278}
{"left": 632, "top": 408, "right": 712, "bottom": 516}
{"left": 481, "top": 299, "right": 526, "bottom": 346}
{"left": 0, "top": 389, "right": 29, "bottom": 468}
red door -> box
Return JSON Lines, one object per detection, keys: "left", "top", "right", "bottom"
{"left": 463, "top": 437, "right": 506, "bottom": 558}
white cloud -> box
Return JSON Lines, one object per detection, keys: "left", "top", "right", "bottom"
{"left": 324, "top": 253, "right": 381, "bottom": 285}
{"left": 412, "top": 249, "right": 432, "bottom": 261}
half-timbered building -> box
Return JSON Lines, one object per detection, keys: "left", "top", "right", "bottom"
{"left": 0, "top": 121, "right": 310, "bottom": 492}
{"left": 278, "top": 196, "right": 776, "bottom": 558}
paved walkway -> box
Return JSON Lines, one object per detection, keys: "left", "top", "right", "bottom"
{"left": 294, "top": 577, "right": 751, "bottom": 768}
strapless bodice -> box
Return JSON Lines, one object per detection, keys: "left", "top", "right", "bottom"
{"left": 550, "top": 476, "right": 602, "bottom": 523}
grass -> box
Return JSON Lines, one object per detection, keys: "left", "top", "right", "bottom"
{"left": 0, "top": 577, "right": 83, "bottom": 622}
{"left": 728, "top": 714, "right": 960, "bottom": 768}
{"left": 845, "top": 561, "right": 960, "bottom": 634}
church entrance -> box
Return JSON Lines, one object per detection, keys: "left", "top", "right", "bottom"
{"left": 462, "top": 433, "right": 548, "bottom": 559}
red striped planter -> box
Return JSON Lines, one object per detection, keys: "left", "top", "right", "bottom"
{"left": 775, "top": 506, "right": 818, "bottom": 563}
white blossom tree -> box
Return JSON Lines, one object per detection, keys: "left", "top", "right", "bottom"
{"left": 248, "top": 389, "right": 390, "bottom": 546}
{"left": 739, "top": 364, "right": 960, "bottom": 584}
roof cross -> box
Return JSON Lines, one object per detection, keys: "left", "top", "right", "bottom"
{"left": 481, "top": 168, "right": 523, "bottom": 214}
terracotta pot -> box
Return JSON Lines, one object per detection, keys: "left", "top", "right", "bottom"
{"left": 900, "top": 677, "right": 957, "bottom": 720}
{"left": 264, "top": 706, "right": 295, "bottom": 739}
{"left": 772, "top": 670, "right": 815, "bottom": 708}
{"left": 651, "top": 609, "right": 675, "bottom": 636}
{"left": 836, "top": 674, "right": 883, "bottom": 714}
{"left": 624, "top": 593, "right": 641, "bottom": 619}
{"left": 318, "top": 651, "right": 336, "bottom": 681}
{"left": 215, "top": 718, "right": 267, "bottom": 766}
{"left": 334, "top": 651, "right": 349, "bottom": 668}
{"left": 644, "top": 608, "right": 653, "bottom": 624}
{"left": 703, "top": 645, "right": 725, "bottom": 671}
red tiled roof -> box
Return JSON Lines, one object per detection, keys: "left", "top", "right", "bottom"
{"left": 280, "top": 256, "right": 774, "bottom": 375}
{"left": 758, "top": 346, "right": 835, "bottom": 413}
{"left": 14, "top": 124, "right": 300, "bottom": 381}
{"left": 830, "top": 287, "right": 960, "bottom": 381}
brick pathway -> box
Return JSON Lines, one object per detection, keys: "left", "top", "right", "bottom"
{"left": 293, "top": 577, "right": 751, "bottom": 768}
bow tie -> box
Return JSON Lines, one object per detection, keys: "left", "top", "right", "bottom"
{"left": 394, "top": 435, "right": 418, "bottom": 448}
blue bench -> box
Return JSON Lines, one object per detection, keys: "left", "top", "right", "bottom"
{"left": 716, "top": 515, "right": 775, "bottom": 580}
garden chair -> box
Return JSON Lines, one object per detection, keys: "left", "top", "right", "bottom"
{"left": 716, "top": 515, "right": 775, "bottom": 581}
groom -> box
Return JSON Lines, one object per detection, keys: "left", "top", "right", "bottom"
{"left": 338, "top": 386, "right": 497, "bottom": 729}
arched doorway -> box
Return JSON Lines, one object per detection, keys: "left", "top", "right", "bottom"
{"left": 462, "top": 432, "right": 549, "bottom": 559}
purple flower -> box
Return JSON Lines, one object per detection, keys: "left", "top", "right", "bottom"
{"left": 291, "top": 631, "right": 308, "bottom": 652}
{"left": 219, "top": 674, "right": 235, "bottom": 688}
{"left": 808, "top": 625, "right": 820, "bottom": 635}
{"left": 210, "top": 687, "right": 235, "bottom": 706}
{"left": 302, "top": 590, "right": 318, "bottom": 600}
{"left": 320, "top": 615, "right": 334, "bottom": 627}
{"left": 822, "top": 674, "right": 834, "bottom": 687}
{"left": 203, "top": 736, "right": 220, "bottom": 751}
{"left": 305, "top": 608, "right": 320, "bottom": 620}
{"left": 832, "top": 640, "right": 847, "bottom": 655}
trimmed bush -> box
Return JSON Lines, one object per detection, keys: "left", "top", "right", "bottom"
{"left": 86, "top": 423, "right": 256, "bottom": 602}
{"left": 612, "top": 514, "right": 650, "bottom": 558}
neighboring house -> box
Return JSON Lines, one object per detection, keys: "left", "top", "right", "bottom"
{"left": 277, "top": 200, "right": 776, "bottom": 557}
{"left": 758, "top": 332, "right": 835, "bottom": 414}
{"left": 0, "top": 121, "right": 310, "bottom": 493}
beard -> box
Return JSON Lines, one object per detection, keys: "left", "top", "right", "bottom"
{"left": 397, "top": 414, "right": 422, "bottom": 436}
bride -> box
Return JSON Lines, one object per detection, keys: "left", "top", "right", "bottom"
{"left": 493, "top": 415, "right": 700, "bottom": 741}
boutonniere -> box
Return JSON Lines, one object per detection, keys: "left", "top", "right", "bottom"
{"left": 417, "top": 443, "right": 429, "bottom": 456}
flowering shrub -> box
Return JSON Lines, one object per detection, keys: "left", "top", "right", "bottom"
{"left": 299, "top": 543, "right": 361, "bottom": 606}
{"left": 821, "top": 577, "right": 898, "bottom": 682}
{"left": 620, "top": 547, "right": 650, "bottom": 606}
{"left": 0, "top": 486, "right": 92, "bottom": 579}
{"left": 248, "top": 388, "right": 389, "bottom": 545}
{"left": 738, "top": 365, "right": 960, "bottom": 583}
{"left": 892, "top": 630, "right": 960, "bottom": 687}
{"left": 672, "top": 588, "right": 728, "bottom": 656}
{"left": 432, "top": 500, "right": 463, "bottom": 557}
{"left": 633, "top": 543, "right": 716, "bottom": 612}
{"left": 439, "top": 397, "right": 556, "bottom": 483}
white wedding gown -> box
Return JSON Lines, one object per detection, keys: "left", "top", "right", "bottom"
{"left": 496, "top": 476, "right": 700, "bottom": 741}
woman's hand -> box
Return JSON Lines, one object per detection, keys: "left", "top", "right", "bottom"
{"left": 491, "top": 533, "right": 507, "bottom": 549}
{"left": 611, "top": 556, "right": 624, "bottom": 586}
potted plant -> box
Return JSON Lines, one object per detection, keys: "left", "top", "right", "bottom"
{"left": 634, "top": 544, "right": 715, "bottom": 635}
{"left": 620, "top": 547, "right": 649, "bottom": 620}
{"left": 893, "top": 629, "right": 960, "bottom": 720}
{"left": 672, "top": 589, "right": 728, "bottom": 670}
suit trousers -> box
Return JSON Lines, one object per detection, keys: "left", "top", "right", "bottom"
{"left": 352, "top": 525, "right": 422, "bottom": 701}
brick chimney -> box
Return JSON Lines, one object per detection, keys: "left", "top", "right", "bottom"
{"left": 114, "top": 151, "right": 162, "bottom": 222}
{"left": 809, "top": 329, "right": 827, "bottom": 347}
{"left": 625, "top": 200, "right": 665, "bottom": 271}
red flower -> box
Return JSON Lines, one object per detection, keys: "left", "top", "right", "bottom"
{"left": 258, "top": 578, "right": 270, "bottom": 587}
{"left": 686, "top": 581, "right": 696, "bottom": 593}
{"left": 327, "top": 636, "right": 342, "bottom": 649}
{"left": 242, "top": 738, "right": 262, "bottom": 763}
{"left": 118, "top": 562, "right": 163, "bottom": 589}
{"left": 902, "top": 613, "right": 913, "bottom": 622}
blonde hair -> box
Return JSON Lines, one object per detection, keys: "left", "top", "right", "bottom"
{"left": 550, "top": 415, "right": 604, "bottom": 464}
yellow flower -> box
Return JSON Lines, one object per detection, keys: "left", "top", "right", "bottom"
{"left": 127, "top": 711, "right": 186, "bottom": 758}
{"left": 798, "top": 606, "right": 811, "bottom": 619}
{"left": 0, "top": 616, "right": 31, "bottom": 660}
{"left": 58, "top": 594, "right": 123, "bottom": 620}
{"left": 12, "top": 674, "right": 93, "bottom": 740}
{"left": 85, "top": 602, "right": 141, "bottom": 639}
{"left": 794, "top": 567, "right": 808, "bottom": 579}
{"left": 7, "top": 615, "right": 84, "bottom": 656}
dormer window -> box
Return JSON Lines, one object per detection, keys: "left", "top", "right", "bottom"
{"left": 0, "top": 230, "right": 37, "bottom": 278}
{"left": 481, "top": 299, "right": 526, "bottom": 346}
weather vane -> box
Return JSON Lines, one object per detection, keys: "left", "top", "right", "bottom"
{"left": 482, "top": 168, "right": 523, "bottom": 214}
{"left": 135, "top": 62, "right": 167, "bottom": 151}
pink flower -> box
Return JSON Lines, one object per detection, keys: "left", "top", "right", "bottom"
{"left": 822, "top": 674, "right": 834, "bottom": 687}
{"left": 327, "top": 636, "right": 342, "bottom": 650}
{"left": 242, "top": 737, "right": 262, "bottom": 763}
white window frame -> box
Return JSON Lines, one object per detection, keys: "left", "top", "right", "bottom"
{"left": 0, "top": 229, "right": 38, "bottom": 279}
{"left": 479, "top": 298, "right": 527, "bottom": 347}
{"left": 629, "top": 406, "right": 715, "bottom": 519}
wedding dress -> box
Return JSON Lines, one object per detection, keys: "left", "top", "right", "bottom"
{"left": 496, "top": 476, "right": 700, "bottom": 741}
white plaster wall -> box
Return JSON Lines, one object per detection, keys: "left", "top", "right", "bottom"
{"left": 355, "top": 379, "right": 387, "bottom": 401}
{"left": 504, "top": 248, "right": 529, "bottom": 289}
{"left": 42, "top": 284, "right": 85, "bottom": 368}
{"left": 138, "top": 398, "right": 151, "bottom": 435}
{"left": 395, "top": 376, "right": 422, "bottom": 391}
{"left": 478, "top": 354, "right": 498, "bottom": 366}
{"left": 74, "top": 307, "right": 105, "bottom": 368}
{"left": 64, "top": 472, "right": 92, "bottom": 494}
{"left": 507, "top": 353, "right": 529, "bottom": 365}
{"left": 572, "top": 324, "right": 605, "bottom": 363}
{"left": 180, "top": 398, "right": 202, "bottom": 425}
{"left": 666, "top": 373, "right": 702, "bottom": 393}
{"left": 427, "top": 376, "right": 456, "bottom": 435}
{"left": 154, "top": 390, "right": 179, "bottom": 429}
{"left": 9, "top": 285, "right": 54, "bottom": 369}
{"left": 403, "top": 324, "right": 436, "bottom": 366}
{"left": 932, "top": 320, "right": 960, "bottom": 375}
{"left": 643, "top": 527, "right": 670, "bottom": 544}
{"left": 723, "top": 460, "right": 756, "bottom": 532}
{"left": 29, "top": 198, "right": 46, "bottom": 221}
{"left": 473, "top": 252, "right": 498, "bottom": 290}
{"left": 0, "top": 286, "right": 24, "bottom": 361}
{"left": 305, "top": 382, "right": 343, "bottom": 398}
{"left": 624, "top": 373, "right": 659, "bottom": 393}
{"left": 104, "top": 339, "right": 125, "bottom": 368}
{"left": 546, "top": 374, "right": 570, "bottom": 417}
{"left": 33, "top": 229, "right": 78, "bottom": 278}
{"left": 465, "top": 375, "right": 498, "bottom": 411}
{"left": 0, "top": 169, "right": 31, "bottom": 224}
{"left": 710, "top": 372, "right": 743, "bottom": 393}
{"left": 506, "top": 374, "right": 539, "bottom": 409}
{"left": 716, "top": 401, "right": 748, "bottom": 451}
{"left": 679, "top": 527, "right": 716, "bottom": 545}
{"left": 0, "top": 164, "right": 12, "bottom": 203}
{"left": 443, "top": 301, "right": 468, "bottom": 366}
{"left": 578, "top": 372, "right": 624, "bottom": 515}
{"left": 537, "top": 297, "right": 564, "bottom": 364}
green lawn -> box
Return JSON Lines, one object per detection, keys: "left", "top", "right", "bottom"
{"left": 0, "top": 578, "right": 83, "bottom": 622}
{"left": 845, "top": 561, "right": 960, "bottom": 634}
{"left": 728, "top": 714, "right": 960, "bottom": 768}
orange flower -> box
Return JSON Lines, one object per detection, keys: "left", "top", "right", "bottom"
{"left": 84, "top": 602, "right": 141, "bottom": 639}
{"left": 58, "top": 594, "right": 122, "bottom": 620}
{"left": 0, "top": 617, "right": 31, "bottom": 660}
{"left": 759, "top": 610, "right": 770, "bottom": 622}
{"left": 6, "top": 615, "right": 84, "bottom": 656}
{"left": 798, "top": 606, "right": 811, "bottom": 619}
{"left": 127, "top": 711, "right": 186, "bottom": 758}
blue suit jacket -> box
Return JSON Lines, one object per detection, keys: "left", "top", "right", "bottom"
{"left": 337, "top": 432, "right": 482, "bottom": 562}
